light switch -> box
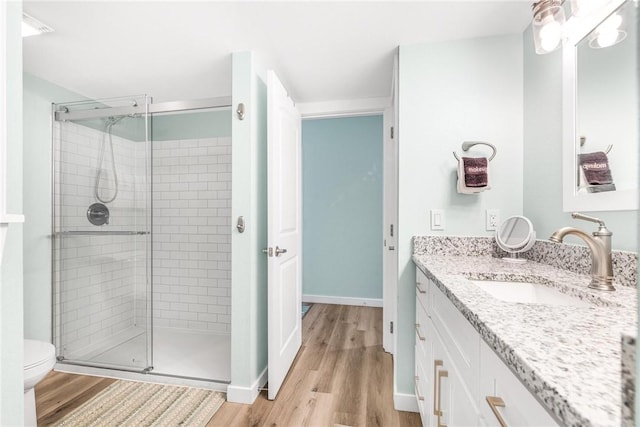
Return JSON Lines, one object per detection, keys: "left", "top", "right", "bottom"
{"left": 430, "top": 209, "right": 445, "bottom": 231}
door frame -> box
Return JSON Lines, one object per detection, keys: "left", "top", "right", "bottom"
{"left": 297, "top": 97, "right": 395, "bottom": 354}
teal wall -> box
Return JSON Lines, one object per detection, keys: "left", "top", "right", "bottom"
{"left": 229, "top": 51, "right": 268, "bottom": 400}
{"left": 522, "top": 26, "right": 639, "bottom": 252}
{"left": 152, "top": 110, "right": 231, "bottom": 141}
{"left": 301, "top": 116, "right": 383, "bottom": 300}
{"left": 2, "top": 1, "right": 25, "bottom": 424}
{"left": 397, "top": 34, "right": 524, "bottom": 396}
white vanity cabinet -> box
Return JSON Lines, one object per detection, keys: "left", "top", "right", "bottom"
{"left": 415, "top": 268, "right": 481, "bottom": 426}
{"left": 415, "top": 267, "right": 559, "bottom": 427}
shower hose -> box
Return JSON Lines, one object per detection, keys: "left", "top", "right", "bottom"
{"left": 94, "top": 116, "right": 121, "bottom": 203}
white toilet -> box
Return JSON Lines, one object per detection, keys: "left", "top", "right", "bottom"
{"left": 24, "top": 339, "right": 56, "bottom": 426}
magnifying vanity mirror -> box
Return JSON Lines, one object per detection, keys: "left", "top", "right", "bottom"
{"left": 495, "top": 216, "right": 536, "bottom": 263}
{"left": 562, "top": 0, "right": 638, "bottom": 211}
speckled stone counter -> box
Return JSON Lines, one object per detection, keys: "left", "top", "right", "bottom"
{"left": 412, "top": 236, "right": 637, "bottom": 427}
{"left": 621, "top": 333, "right": 636, "bottom": 427}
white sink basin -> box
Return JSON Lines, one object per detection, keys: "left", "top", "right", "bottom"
{"left": 471, "top": 280, "right": 591, "bottom": 307}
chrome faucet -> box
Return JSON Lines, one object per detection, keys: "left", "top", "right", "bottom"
{"left": 549, "top": 212, "right": 614, "bottom": 291}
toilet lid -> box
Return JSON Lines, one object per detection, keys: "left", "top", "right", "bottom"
{"left": 24, "top": 339, "right": 56, "bottom": 369}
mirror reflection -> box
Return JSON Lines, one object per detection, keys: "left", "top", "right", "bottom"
{"left": 576, "top": 1, "right": 637, "bottom": 195}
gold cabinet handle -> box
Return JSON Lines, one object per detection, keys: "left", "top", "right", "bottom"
{"left": 436, "top": 369, "right": 448, "bottom": 427}
{"left": 433, "top": 360, "right": 443, "bottom": 415}
{"left": 486, "top": 396, "right": 507, "bottom": 427}
{"left": 415, "top": 323, "right": 426, "bottom": 341}
{"left": 416, "top": 282, "right": 427, "bottom": 294}
{"left": 414, "top": 376, "right": 425, "bottom": 401}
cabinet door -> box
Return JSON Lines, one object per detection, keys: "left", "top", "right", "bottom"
{"left": 415, "top": 299, "right": 432, "bottom": 426}
{"left": 479, "top": 342, "right": 559, "bottom": 427}
{"left": 432, "top": 324, "right": 481, "bottom": 427}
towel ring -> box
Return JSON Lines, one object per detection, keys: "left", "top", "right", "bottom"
{"left": 453, "top": 141, "right": 497, "bottom": 162}
{"left": 580, "top": 136, "right": 612, "bottom": 154}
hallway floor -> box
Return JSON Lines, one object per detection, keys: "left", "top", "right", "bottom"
{"left": 36, "top": 304, "right": 420, "bottom": 426}
{"left": 208, "top": 304, "right": 420, "bottom": 426}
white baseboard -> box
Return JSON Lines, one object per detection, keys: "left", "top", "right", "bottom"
{"left": 302, "top": 294, "right": 383, "bottom": 307}
{"left": 394, "top": 392, "right": 419, "bottom": 413}
{"left": 227, "top": 367, "right": 268, "bottom": 404}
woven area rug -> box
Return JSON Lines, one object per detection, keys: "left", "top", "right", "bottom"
{"left": 53, "top": 380, "right": 225, "bottom": 426}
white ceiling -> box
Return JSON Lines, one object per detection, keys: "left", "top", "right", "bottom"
{"left": 23, "top": 1, "right": 533, "bottom": 104}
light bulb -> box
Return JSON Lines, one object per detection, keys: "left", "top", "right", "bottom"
{"left": 540, "top": 20, "right": 562, "bottom": 52}
{"left": 596, "top": 30, "right": 619, "bottom": 47}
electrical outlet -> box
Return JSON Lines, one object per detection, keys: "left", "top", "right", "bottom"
{"left": 430, "top": 209, "right": 445, "bottom": 231}
{"left": 486, "top": 209, "right": 500, "bottom": 231}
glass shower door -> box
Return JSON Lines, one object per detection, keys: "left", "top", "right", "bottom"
{"left": 52, "top": 95, "right": 152, "bottom": 372}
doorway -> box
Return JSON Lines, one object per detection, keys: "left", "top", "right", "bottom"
{"left": 300, "top": 115, "right": 384, "bottom": 306}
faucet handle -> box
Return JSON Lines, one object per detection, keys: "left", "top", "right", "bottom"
{"left": 572, "top": 212, "right": 612, "bottom": 237}
{"left": 572, "top": 212, "right": 606, "bottom": 227}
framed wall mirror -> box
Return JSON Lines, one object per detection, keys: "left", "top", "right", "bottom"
{"left": 562, "top": 0, "right": 638, "bottom": 211}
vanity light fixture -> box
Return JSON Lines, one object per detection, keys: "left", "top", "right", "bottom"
{"left": 588, "top": 11, "right": 627, "bottom": 48}
{"left": 532, "top": 0, "right": 566, "bottom": 54}
{"left": 22, "top": 13, "right": 54, "bottom": 38}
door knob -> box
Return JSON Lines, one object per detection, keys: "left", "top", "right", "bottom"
{"left": 275, "top": 246, "right": 287, "bottom": 257}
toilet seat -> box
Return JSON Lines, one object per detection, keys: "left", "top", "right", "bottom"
{"left": 24, "top": 339, "right": 55, "bottom": 391}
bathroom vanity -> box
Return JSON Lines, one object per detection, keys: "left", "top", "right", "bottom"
{"left": 412, "top": 236, "right": 637, "bottom": 427}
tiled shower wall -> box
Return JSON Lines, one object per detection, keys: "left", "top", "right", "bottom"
{"left": 53, "top": 120, "right": 148, "bottom": 357}
{"left": 152, "top": 137, "right": 232, "bottom": 333}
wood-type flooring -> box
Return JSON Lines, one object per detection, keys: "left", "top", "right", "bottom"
{"left": 36, "top": 304, "right": 421, "bottom": 427}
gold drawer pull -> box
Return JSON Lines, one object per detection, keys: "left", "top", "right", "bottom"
{"left": 436, "top": 369, "right": 448, "bottom": 427}
{"left": 416, "top": 282, "right": 427, "bottom": 294}
{"left": 415, "top": 323, "right": 426, "bottom": 341}
{"left": 414, "top": 376, "right": 425, "bottom": 401}
{"left": 433, "top": 359, "right": 443, "bottom": 415}
{"left": 486, "top": 396, "right": 507, "bottom": 427}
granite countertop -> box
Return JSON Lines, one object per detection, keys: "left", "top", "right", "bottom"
{"left": 412, "top": 253, "right": 637, "bottom": 427}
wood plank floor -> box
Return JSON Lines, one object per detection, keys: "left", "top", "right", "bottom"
{"left": 36, "top": 304, "right": 421, "bottom": 426}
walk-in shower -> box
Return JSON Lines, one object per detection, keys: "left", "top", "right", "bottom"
{"left": 52, "top": 95, "right": 232, "bottom": 388}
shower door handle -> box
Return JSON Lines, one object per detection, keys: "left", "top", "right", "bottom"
{"left": 275, "top": 246, "right": 287, "bottom": 257}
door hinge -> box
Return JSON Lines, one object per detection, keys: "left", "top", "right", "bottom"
{"left": 236, "top": 103, "right": 245, "bottom": 120}
{"left": 390, "top": 126, "right": 394, "bottom": 139}
{"left": 390, "top": 321, "right": 394, "bottom": 334}
{"left": 390, "top": 224, "right": 394, "bottom": 237}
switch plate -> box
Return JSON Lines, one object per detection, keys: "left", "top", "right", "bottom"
{"left": 430, "top": 209, "right": 445, "bottom": 231}
{"left": 486, "top": 209, "right": 500, "bottom": 231}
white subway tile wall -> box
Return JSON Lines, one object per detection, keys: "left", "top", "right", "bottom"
{"left": 53, "top": 120, "right": 149, "bottom": 359}
{"left": 53, "top": 121, "right": 231, "bottom": 362}
{"left": 152, "top": 137, "right": 231, "bottom": 333}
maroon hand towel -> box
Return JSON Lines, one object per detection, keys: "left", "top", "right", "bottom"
{"left": 462, "top": 157, "right": 488, "bottom": 187}
{"left": 579, "top": 151, "right": 613, "bottom": 185}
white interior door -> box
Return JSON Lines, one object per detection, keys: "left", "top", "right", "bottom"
{"left": 267, "top": 70, "right": 302, "bottom": 400}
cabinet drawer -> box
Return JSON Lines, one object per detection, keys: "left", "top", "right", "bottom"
{"left": 414, "top": 352, "right": 430, "bottom": 426}
{"left": 415, "top": 300, "right": 429, "bottom": 362}
{"left": 479, "top": 341, "right": 559, "bottom": 426}
{"left": 416, "top": 267, "right": 429, "bottom": 312}
{"left": 429, "top": 279, "right": 479, "bottom": 394}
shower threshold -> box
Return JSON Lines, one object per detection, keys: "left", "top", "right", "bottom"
{"left": 56, "top": 328, "right": 230, "bottom": 392}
